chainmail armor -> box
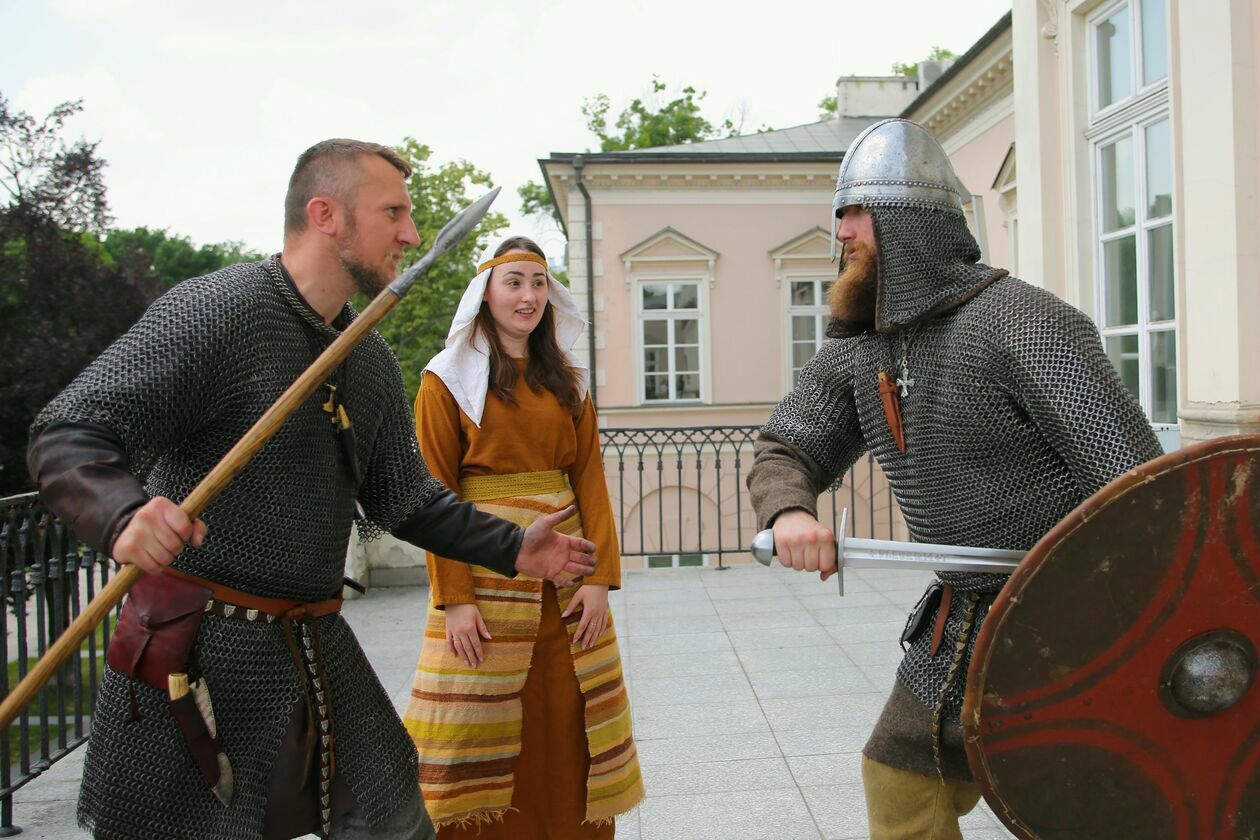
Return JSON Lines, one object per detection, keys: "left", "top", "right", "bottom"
{"left": 36, "top": 256, "right": 439, "bottom": 836}
{"left": 759, "top": 207, "right": 1164, "bottom": 721}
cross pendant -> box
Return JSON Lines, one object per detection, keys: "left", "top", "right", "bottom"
{"left": 897, "top": 365, "right": 915, "bottom": 397}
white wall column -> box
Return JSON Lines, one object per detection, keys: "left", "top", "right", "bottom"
{"left": 564, "top": 181, "right": 595, "bottom": 377}
{"left": 1012, "top": 0, "right": 1066, "bottom": 298}
{"left": 1172, "top": 0, "right": 1260, "bottom": 443}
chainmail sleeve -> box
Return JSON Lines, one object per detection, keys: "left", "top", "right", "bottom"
{"left": 30, "top": 276, "right": 236, "bottom": 476}
{"left": 991, "top": 289, "right": 1164, "bottom": 494}
{"left": 749, "top": 337, "right": 868, "bottom": 529}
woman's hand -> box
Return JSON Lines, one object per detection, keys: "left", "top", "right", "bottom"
{"left": 445, "top": 603, "right": 491, "bottom": 668}
{"left": 562, "top": 584, "right": 610, "bottom": 650}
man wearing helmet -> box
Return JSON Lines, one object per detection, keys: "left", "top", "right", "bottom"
{"left": 748, "top": 119, "right": 1163, "bottom": 838}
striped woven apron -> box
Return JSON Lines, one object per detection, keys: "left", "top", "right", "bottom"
{"left": 402, "top": 470, "right": 643, "bottom": 828}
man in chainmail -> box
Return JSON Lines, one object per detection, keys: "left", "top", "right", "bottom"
{"left": 748, "top": 119, "right": 1163, "bottom": 839}
{"left": 26, "top": 139, "right": 599, "bottom": 840}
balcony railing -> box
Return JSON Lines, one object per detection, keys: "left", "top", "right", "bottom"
{"left": 600, "top": 426, "right": 905, "bottom": 569}
{"left": 0, "top": 492, "right": 116, "bottom": 836}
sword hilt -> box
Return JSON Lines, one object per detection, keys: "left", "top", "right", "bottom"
{"left": 751, "top": 510, "right": 848, "bottom": 595}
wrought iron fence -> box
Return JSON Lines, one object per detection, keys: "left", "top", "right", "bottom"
{"left": 0, "top": 492, "right": 116, "bottom": 836}
{"left": 599, "top": 426, "right": 905, "bottom": 569}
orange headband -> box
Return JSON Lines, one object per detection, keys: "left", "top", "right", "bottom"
{"left": 477, "top": 252, "right": 549, "bottom": 274}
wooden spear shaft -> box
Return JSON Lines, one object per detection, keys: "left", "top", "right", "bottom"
{"left": 0, "top": 290, "right": 401, "bottom": 730}
{"left": 0, "top": 184, "right": 501, "bottom": 730}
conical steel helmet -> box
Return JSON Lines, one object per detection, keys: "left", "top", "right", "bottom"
{"left": 830, "top": 118, "right": 975, "bottom": 259}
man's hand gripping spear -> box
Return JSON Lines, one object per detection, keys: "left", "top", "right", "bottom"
{"left": 0, "top": 187, "right": 598, "bottom": 730}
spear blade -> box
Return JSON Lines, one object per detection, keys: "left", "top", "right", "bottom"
{"left": 388, "top": 186, "right": 501, "bottom": 297}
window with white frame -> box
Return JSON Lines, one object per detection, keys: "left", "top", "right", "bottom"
{"left": 786, "top": 276, "right": 833, "bottom": 388}
{"left": 639, "top": 280, "right": 703, "bottom": 402}
{"left": 1088, "top": 0, "right": 1175, "bottom": 427}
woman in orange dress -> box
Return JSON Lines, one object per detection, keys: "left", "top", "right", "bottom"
{"left": 402, "top": 235, "right": 643, "bottom": 838}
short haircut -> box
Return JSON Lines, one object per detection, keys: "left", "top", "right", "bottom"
{"left": 284, "top": 139, "right": 412, "bottom": 236}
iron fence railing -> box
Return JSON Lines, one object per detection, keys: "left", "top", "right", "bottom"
{"left": 0, "top": 492, "right": 116, "bottom": 836}
{"left": 599, "top": 426, "right": 904, "bottom": 569}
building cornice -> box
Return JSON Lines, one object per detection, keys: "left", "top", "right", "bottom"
{"left": 541, "top": 159, "right": 838, "bottom": 195}
{"left": 902, "top": 12, "right": 1015, "bottom": 143}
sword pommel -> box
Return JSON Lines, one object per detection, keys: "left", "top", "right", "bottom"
{"left": 751, "top": 530, "right": 775, "bottom": 566}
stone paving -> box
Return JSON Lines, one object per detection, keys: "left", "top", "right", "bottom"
{"left": 7, "top": 565, "right": 1014, "bottom": 839}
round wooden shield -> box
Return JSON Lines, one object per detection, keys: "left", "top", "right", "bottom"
{"left": 964, "top": 435, "right": 1260, "bottom": 839}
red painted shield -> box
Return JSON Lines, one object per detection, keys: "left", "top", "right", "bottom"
{"left": 964, "top": 435, "right": 1260, "bottom": 839}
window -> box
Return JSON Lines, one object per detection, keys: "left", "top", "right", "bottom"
{"left": 785, "top": 276, "right": 833, "bottom": 387}
{"left": 645, "top": 553, "right": 707, "bottom": 569}
{"left": 639, "top": 280, "right": 703, "bottom": 402}
{"left": 1089, "top": 1, "right": 1175, "bottom": 429}
{"left": 1092, "top": 0, "right": 1169, "bottom": 115}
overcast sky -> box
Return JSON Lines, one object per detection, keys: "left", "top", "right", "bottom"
{"left": 3, "top": 0, "right": 1011, "bottom": 261}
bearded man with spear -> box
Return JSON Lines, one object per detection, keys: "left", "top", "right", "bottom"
{"left": 16, "top": 139, "right": 597, "bottom": 840}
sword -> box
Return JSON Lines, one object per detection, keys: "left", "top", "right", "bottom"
{"left": 750, "top": 509, "right": 1023, "bottom": 595}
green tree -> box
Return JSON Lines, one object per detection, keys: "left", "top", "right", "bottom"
{"left": 892, "top": 46, "right": 959, "bottom": 79}
{"left": 0, "top": 93, "right": 109, "bottom": 232}
{"left": 518, "top": 179, "right": 562, "bottom": 229}
{"left": 364, "top": 138, "right": 508, "bottom": 400}
{"left": 817, "top": 94, "right": 838, "bottom": 120}
{"left": 0, "top": 206, "right": 150, "bottom": 493}
{"left": 519, "top": 78, "right": 734, "bottom": 226}
{"left": 583, "top": 78, "right": 736, "bottom": 152}
{"left": 103, "top": 227, "right": 264, "bottom": 295}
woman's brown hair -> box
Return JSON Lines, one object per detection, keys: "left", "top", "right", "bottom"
{"left": 474, "top": 236, "right": 584, "bottom": 416}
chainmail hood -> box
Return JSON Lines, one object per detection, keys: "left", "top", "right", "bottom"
{"left": 826, "top": 118, "right": 1005, "bottom": 337}
{"left": 873, "top": 204, "right": 1005, "bottom": 333}
{"left": 827, "top": 205, "right": 1005, "bottom": 338}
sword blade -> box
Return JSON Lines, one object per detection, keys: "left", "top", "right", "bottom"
{"left": 842, "top": 537, "right": 1022, "bottom": 574}
{"left": 750, "top": 529, "right": 1023, "bottom": 574}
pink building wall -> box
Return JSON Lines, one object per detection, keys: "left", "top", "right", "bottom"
{"left": 944, "top": 113, "right": 1017, "bottom": 274}
{"left": 593, "top": 198, "right": 834, "bottom": 415}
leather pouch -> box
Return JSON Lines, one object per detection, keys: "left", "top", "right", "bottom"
{"left": 899, "top": 581, "right": 943, "bottom": 650}
{"left": 107, "top": 572, "right": 212, "bottom": 691}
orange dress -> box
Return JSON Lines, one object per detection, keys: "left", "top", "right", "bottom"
{"left": 409, "top": 360, "right": 640, "bottom": 838}
{"left": 422, "top": 361, "right": 620, "bottom": 606}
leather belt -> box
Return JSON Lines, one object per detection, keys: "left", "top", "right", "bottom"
{"left": 929, "top": 584, "right": 954, "bottom": 657}
{"left": 165, "top": 567, "right": 344, "bottom": 621}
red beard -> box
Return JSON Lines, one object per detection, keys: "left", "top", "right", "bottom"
{"left": 827, "top": 247, "right": 877, "bottom": 331}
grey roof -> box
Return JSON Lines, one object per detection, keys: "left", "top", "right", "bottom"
{"left": 616, "top": 115, "right": 878, "bottom": 156}
{"left": 542, "top": 115, "right": 885, "bottom": 166}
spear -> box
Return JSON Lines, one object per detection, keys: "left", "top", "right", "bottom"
{"left": 0, "top": 187, "right": 502, "bottom": 730}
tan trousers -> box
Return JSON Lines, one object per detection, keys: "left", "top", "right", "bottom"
{"left": 861, "top": 755, "right": 982, "bottom": 840}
